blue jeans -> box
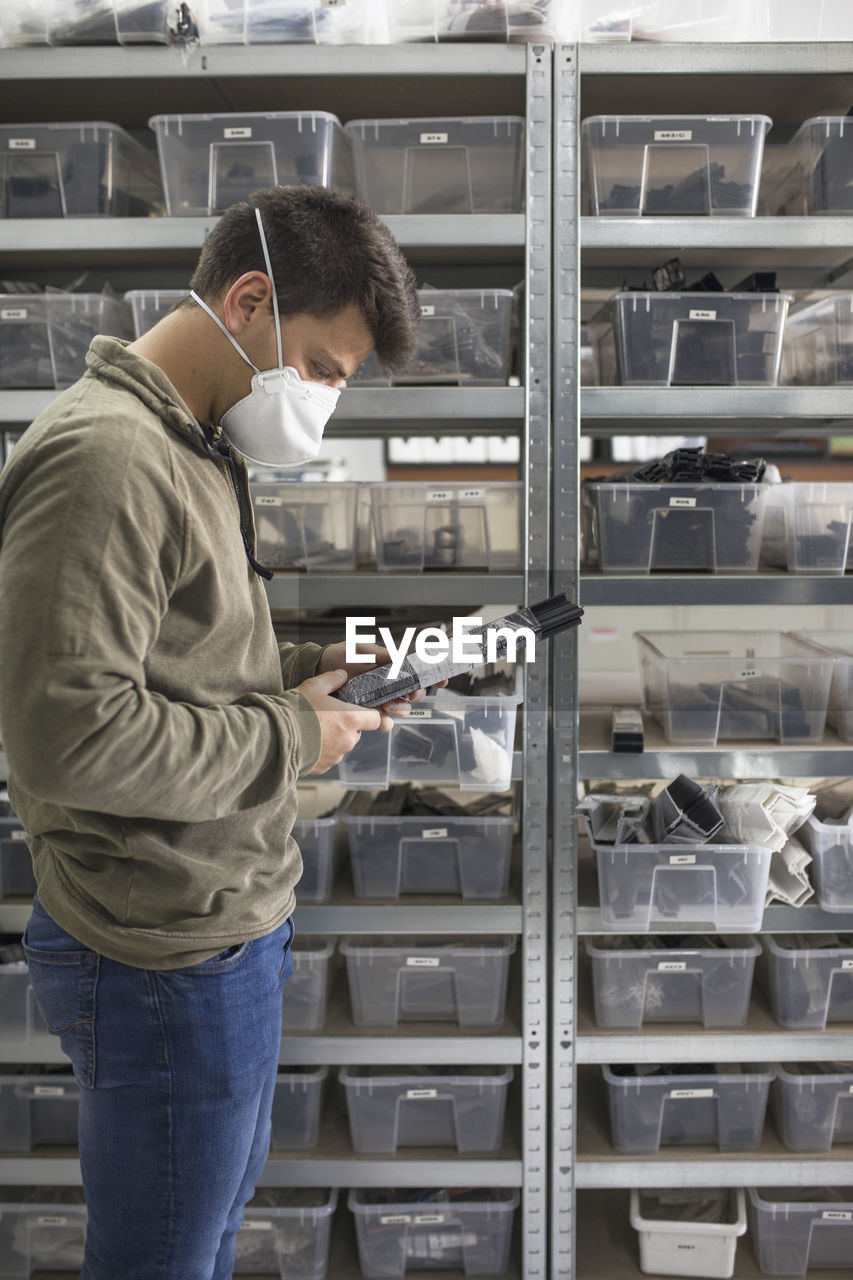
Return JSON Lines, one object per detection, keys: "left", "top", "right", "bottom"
{"left": 22, "top": 895, "right": 294, "bottom": 1280}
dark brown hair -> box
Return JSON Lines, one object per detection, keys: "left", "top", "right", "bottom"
{"left": 186, "top": 186, "right": 419, "bottom": 373}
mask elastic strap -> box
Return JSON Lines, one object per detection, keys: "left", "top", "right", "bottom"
{"left": 189, "top": 290, "right": 261, "bottom": 375}
{"left": 254, "top": 206, "right": 284, "bottom": 370}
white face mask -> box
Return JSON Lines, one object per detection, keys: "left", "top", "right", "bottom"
{"left": 190, "top": 207, "right": 340, "bottom": 469}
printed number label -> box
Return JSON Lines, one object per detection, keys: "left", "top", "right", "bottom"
{"left": 224, "top": 127, "right": 252, "bottom": 139}
{"left": 421, "top": 305, "right": 436, "bottom": 317}
{"left": 670, "top": 1088, "right": 715, "bottom": 1099}
{"left": 406, "top": 957, "right": 440, "bottom": 968}
{"left": 460, "top": 487, "right": 485, "bottom": 499}
{"left": 33, "top": 1086, "right": 66, "bottom": 1097}
{"left": 669, "top": 497, "right": 696, "bottom": 508}
{"left": 255, "top": 496, "right": 283, "bottom": 507}
{"left": 1, "top": 309, "right": 27, "bottom": 320}
{"left": 654, "top": 130, "right": 693, "bottom": 141}
{"left": 658, "top": 961, "right": 687, "bottom": 971}
{"left": 10, "top": 829, "right": 28, "bottom": 840}
{"left": 842, "top": 960, "right": 853, "bottom": 971}
{"left": 420, "top": 133, "right": 448, "bottom": 145}
{"left": 848, "top": 1085, "right": 853, "bottom": 1094}
{"left": 37, "top": 1216, "right": 68, "bottom": 1226}
{"left": 406, "top": 1089, "right": 438, "bottom": 1099}
{"left": 243, "top": 1221, "right": 272, "bottom": 1231}
{"left": 823, "top": 1211, "right": 852, "bottom": 1221}
{"left": 427, "top": 489, "right": 454, "bottom": 501}
{"left": 322, "top": 0, "right": 347, "bottom": 6}
{"left": 422, "top": 828, "right": 448, "bottom": 840}
{"left": 415, "top": 1214, "right": 445, "bottom": 1225}
{"left": 381, "top": 1215, "right": 412, "bottom": 1225}
{"left": 737, "top": 669, "right": 760, "bottom": 680}
{"left": 669, "top": 854, "right": 696, "bottom": 865}
{"left": 689, "top": 309, "right": 717, "bottom": 320}
{"left": 8, "top": 138, "right": 36, "bottom": 150}
{"left": 408, "top": 707, "right": 432, "bottom": 720}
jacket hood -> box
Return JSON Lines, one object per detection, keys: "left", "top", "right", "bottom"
{"left": 85, "top": 336, "right": 221, "bottom": 454}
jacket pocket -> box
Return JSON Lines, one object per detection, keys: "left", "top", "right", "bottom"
{"left": 22, "top": 909, "right": 99, "bottom": 1089}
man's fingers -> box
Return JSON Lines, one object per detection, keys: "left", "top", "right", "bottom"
{"left": 309, "top": 668, "right": 351, "bottom": 693}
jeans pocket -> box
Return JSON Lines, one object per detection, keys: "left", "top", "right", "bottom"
{"left": 278, "top": 917, "right": 295, "bottom": 984}
{"left": 176, "top": 937, "right": 255, "bottom": 975}
{"left": 22, "top": 913, "right": 99, "bottom": 1088}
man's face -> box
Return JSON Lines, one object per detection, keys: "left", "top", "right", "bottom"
{"left": 246, "top": 301, "right": 374, "bottom": 391}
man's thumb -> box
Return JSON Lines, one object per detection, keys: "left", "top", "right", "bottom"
{"left": 311, "top": 668, "right": 350, "bottom": 694}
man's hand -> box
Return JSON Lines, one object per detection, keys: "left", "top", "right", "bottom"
{"left": 297, "top": 669, "right": 387, "bottom": 775}
{"left": 317, "top": 639, "right": 446, "bottom": 721}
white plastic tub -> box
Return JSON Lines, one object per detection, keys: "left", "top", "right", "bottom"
{"left": 630, "top": 1188, "right": 746, "bottom": 1279}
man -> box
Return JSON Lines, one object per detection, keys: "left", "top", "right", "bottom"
{"left": 0, "top": 185, "right": 420, "bottom": 1278}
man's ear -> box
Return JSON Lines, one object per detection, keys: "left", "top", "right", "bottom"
{"left": 223, "top": 271, "right": 273, "bottom": 333}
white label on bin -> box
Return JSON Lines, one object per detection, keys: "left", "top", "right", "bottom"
{"left": 406, "top": 1088, "right": 438, "bottom": 1099}
{"left": 406, "top": 956, "right": 440, "bottom": 967}
{"left": 670, "top": 1088, "right": 715, "bottom": 1099}
{"left": 823, "top": 1211, "right": 852, "bottom": 1221}
{"left": 33, "top": 1085, "right": 66, "bottom": 1096}
{"left": 422, "top": 828, "right": 448, "bottom": 839}
{"left": 420, "top": 305, "right": 436, "bottom": 317}
{"left": 407, "top": 707, "right": 432, "bottom": 720}
{"left": 255, "top": 495, "right": 283, "bottom": 507}
{"left": 849, "top": 1085, "right": 853, "bottom": 1093}
{"left": 842, "top": 960, "right": 853, "bottom": 970}
{"left": 427, "top": 1233, "right": 477, "bottom": 1251}
{"left": 669, "top": 497, "right": 696, "bottom": 508}
{"left": 654, "top": 130, "right": 692, "bottom": 141}
{"left": 380, "top": 1214, "right": 412, "bottom": 1225}
{"left": 669, "top": 854, "right": 696, "bottom": 865}
{"left": 8, "top": 138, "right": 35, "bottom": 150}
{"left": 242, "top": 1221, "right": 272, "bottom": 1230}
{"left": 420, "top": 133, "right": 449, "bottom": 145}
{"left": 427, "top": 488, "right": 453, "bottom": 501}
{"left": 224, "top": 127, "right": 252, "bottom": 139}
{"left": 689, "top": 309, "right": 717, "bottom": 320}
{"left": 37, "top": 1216, "right": 68, "bottom": 1226}
{"left": 658, "top": 961, "right": 687, "bottom": 971}
{"left": 322, "top": 0, "right": 347, "bottom": 6}
{"left": 1, "top": 308, "right": 27, "bottom": 320}
{"left": 460, "top": 488, "right": 485, "bottom": 499}
{"left": 10, "top": 829, "right": 28, "bottom": 840}
{"left": 415, "top": 1214, "right": 446, "bottom": 1225}
{"left": 737, "top": 668, "right": 760, "bottom": 679}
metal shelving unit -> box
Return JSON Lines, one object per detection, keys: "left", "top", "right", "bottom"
{"left": 553, "top": 38, "right": 853, "bottom": 1280}
{"left": 0, "top": 40, "right": 552, "bottom": 1280}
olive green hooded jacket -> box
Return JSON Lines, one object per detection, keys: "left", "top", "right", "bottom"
{"left": 0, "top": 337, "right": 323, "bottom": 968}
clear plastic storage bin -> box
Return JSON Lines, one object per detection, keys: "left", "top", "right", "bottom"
{"left": 0, "top": 818, "right": 34, "bottom": 900}
{"left": 235, "top": 1188, "right": 337, "bottom": 1280}
{"left": 772, "top": 1063, "right": 853, "bottom": 1153}
{"left": 761, "top": 934, "right": 853, "bottom": 1030}
{"left": 250, "top": 480, "right": 359, "bottom": 573}
{"left": 768, "top": 117, "right": 853, "bottom": 216}
{"left": 604, "top": 1063, "right": 772, "bottom": 1153}
{"left": 342, "top": 792, "right": 514, "bottom": 900}
{"left": 788, "top": 631, "right": 853, "bottom": 742}
{"left": 797, "top": 812, "right": 853, "bottom": 912}
{"left": 584, "top": 482, "right": 768, "bottom": 573}
{"left": 591, "top": 291, "right": 791, "bottom": 386}
{"left": 0, "top": 121, "right": 162, "bottom": 217}
{"left": 747, "top": 1186, "right": 853, "bottom": 1276}
{"left": 782, "top": 294, "right": 853, "bottom": 385}
{"left": 1, "top": 0, "right": 175, "bottom": 43}
{"left": 341, "top": 936, "right": 515, "bottom": 1028}
{"left": 1, "top": 954, "right": 32, "bottom": 1039}
{"left": 582, "top": 0, "right": 761, "bottom": 41}
{"left": 766, "top": 485, "right": 853, "bottom": 576}
{"left": 282, "top": 938, "right": 334, "bottom": 1033}
{"left": 338, "top": 674, "right": 522, "bottom": 794}
{"left": 149, "top": 112, "right": 354, "bottom": 216}
{"left": 349, "top": 1188, "right": 519, "bottom": 1279}
{"left": 340, "top": 1065, "right": 512, "bottom": 1154}
{"left": 0, "top": 1071, "right": 79, "bottom": 1152}
{"left": 0, "top": 292, "right": 133, "bottom": 389}
{"left": 369, "top": 481, "right": 522, "bottom": 571}
{"left": 630, "top": 1189, "right": 746, "bottom": 1280}
{"left": 387, "top": 1, "right": 564, "bottom": 41}
{"left": 0, "top": 1188, "right": 87, "bottom": 1280}
{"left": 635, "top": 630, "right": 834, "bottom": 746}
{"left": 585, "top": 935, "right": 761, "bottom": 1028}
{"left": 582, "top": 115, "right": 770, "bottom": 217}
{"left": 352, "top": 290, "right": 514, "bottom": 387}
{"left": 195, "top": 0, "right": 377, "bottom": 44}
{"left": 346, "top": 116, "right": 524, "bottom": 215}
{"left": 269, "top": 1067, "right": 327, "bottom": 1151}
{"left": 293, "top": 783, "right": 340, "bottom": 904}
{"left": 126, "top": 288, "right": 186, "bottom": 338}
{"left": 593, "top": 844, "right": 771, "bottom": 933}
